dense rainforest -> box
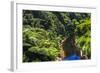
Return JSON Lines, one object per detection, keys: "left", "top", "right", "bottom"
{"left": 23, "top": 10, "right": 91, "bottom": 62}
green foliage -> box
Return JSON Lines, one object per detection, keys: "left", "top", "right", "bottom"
{"left": 23, "top": 10, "right": 91, "bottom": 62}
{"left": 23, "top": 27, "right": 60, "bottom": 61}
{"left": 75, "top": 18, "right": 91, "bottom": 58}
{"left": 28, "top": 47, "right": 59, "bottom": 61}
